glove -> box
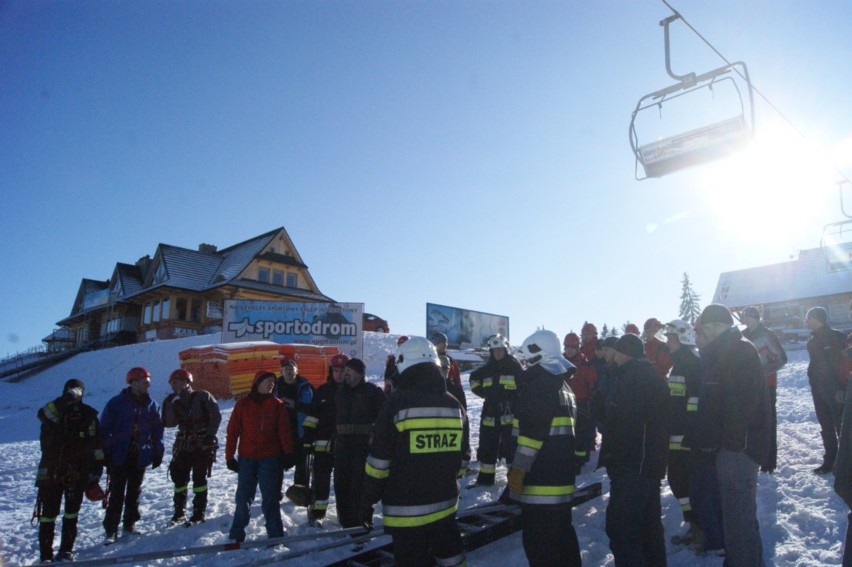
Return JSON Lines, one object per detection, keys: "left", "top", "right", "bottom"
{"left": 358, "top": 502, "right": 374, "bottom": 530}
{"left": 227, "top": 458, "right": 240, "bottom": 473}
{"left": 507, "top": 466, "right": 526, "bottom": 493}
{"left": 152, "top": 455, "right": 163, "bottom": 469}
{"left": 281, "top": 452, "right": 296, "bottom": 471}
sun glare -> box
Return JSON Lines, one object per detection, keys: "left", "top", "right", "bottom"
{"left": 697, "top": 121, "right": 839, "bottom": 252}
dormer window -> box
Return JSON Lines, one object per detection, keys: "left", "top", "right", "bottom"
{"left": 154, "top": 262, "right": 167, "bottom": 284}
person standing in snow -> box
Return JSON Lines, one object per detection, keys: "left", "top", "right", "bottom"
{"left": 225, "top": 371, "right": 294, "bottom": 542}
{"left": 302, "top": 353, "right": 349, "bottom": 524}
{"left": 275, "top": 358, "right": 314, "bottom": 501}
{"left": 431, "top": 331, "right": 464, "bottom": 392}
{"left": 469, "top": 334, "right": 522, "bottom": 486}
{"left": 334, "top": 358, "right": 385, "bottom": 528}
{"left": 740, "top": 306, "right": 788, "bottom": 473}
{"left": 101, "top": 367, "right": 164, "bottom": 544}
{"left": 598, "top": 333, "right": 669, "bottom": 566}
{"left": 805, "top": 306, "right": 848, "bottom": 474}
{"left": 362, "top": 336, "right": 469, "bottom": 566}
{"left": 658, "top": 320, "right": 705, "bottom": 549}
{"left": 510, "top": 329, "right": 581, "bottom": 567}
{"left": 35, "top": 379, "right": 105, "bottom": 562}
{"left": 835, "top": 335, "right": 852, "bottom": 567}
{"left": 563, "top": 331, "right": 597, "bottom": 471}
{"left": 161, "top": 369, "right": 221, "bottom": 526}
{"left": 692, "top": 304, "right": 770, "bottom": 567}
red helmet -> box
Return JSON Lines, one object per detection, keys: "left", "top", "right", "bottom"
{"left": 581, "top": 322, "right": 597, "bottom": 335}
{"left": 169, "top": 369, "right": 193, "bottom": 383}
{"left": 85, "top": 482, "right": 106, "bottom": 502}
{"left": 644, "top": 318, "right": 663, "bottom": 332}
{"left": 625, "top": 324, "right": 641, "bottom": 335}
{"left": 563, "top": 332, "right": 581, "bottom": 348}
{"left": 125, "top": 367, "right": 151, "bottom": 384}
{"left": 330, "top": 353, "right": 350, "bottom": 368}
{"left": 397, "top": 335, "right": 410, "bottom": 346}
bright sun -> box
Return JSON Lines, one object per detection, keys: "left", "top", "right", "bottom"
{"left": 696, "top": 120, "right": 840, "bottom": 253}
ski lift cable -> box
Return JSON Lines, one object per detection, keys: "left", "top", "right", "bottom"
{"left": 661, "top": 0, "right": 852, "bottom": 188}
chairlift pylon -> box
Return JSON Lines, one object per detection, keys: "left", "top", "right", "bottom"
{"left": 629, "top": 14, "right": 755, "bottom": 180}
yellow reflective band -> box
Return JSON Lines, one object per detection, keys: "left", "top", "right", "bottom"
{"left": 396, "top": 417, "right": 463, "bottom": 432}
{"left": 383, "top": 503, "right": 457, "bottom": 528}
{"left": 312, "top": 500, "right": 329, "bottom": 510}
{"left": 482, "top": 417, "right": 496, "bottom": 427}
{"left": 521, "top": 484, "right": 575, "bottom": 496}
{"left": 551, "top": 416, "right": 574, "bottom": 427}
{"left": 669, "top": 383, "right": 686, "bottom": 397}
{"left": 499, "top": 375, "right": 516, "bottom": 390}
{"left": 193, "top": 485, "right": 207, "bottom": 493}
{"left": 410, "top": 430, "right": 463, "bottom": 453}
{"left": 480, "top": 463, "right": 496, "bottom": 474}
{"left": 63, "top": 512, "right": 79, "bottom": 520}
{"left": 482, "top": 378, "right": 493, "bottom": 388}
{"left": 575, "top": 450, "right": 588, "bottom": 458}
{"left": 518, "top": 435, "right": 543, "bottom": 450}
{"left": 174, "top": 485, "right": 188, "bottom": 494}
{"left": 40, "top": 516, "right": 57, "bottom": 524}
{"left": 366, "top": 461, "right": 390, "bottom": 479}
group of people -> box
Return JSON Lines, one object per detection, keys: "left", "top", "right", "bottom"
{"left": 34, "top": 303, "right": 852, "bottom": 566}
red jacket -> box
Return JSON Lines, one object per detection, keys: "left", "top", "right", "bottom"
{"left": 226, "top": 393, "right": 292, "bottom": 461}
{"left": 565, "top": 352, "right": 598, "bottom": 402}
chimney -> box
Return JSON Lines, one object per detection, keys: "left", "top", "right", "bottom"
{"left": 136, "top": 255, "right": 152, "bottom": 274}
{"left": 199, "top": 243, "right": 218, "bottom": 254}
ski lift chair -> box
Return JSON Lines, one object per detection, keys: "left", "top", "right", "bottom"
{"left": 629, "top": 15, "right": 755, "bottom": 180}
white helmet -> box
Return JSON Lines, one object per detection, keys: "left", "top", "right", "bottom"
{"left": 520, "top": 330, "right": 562, "bottom": 366}
{"left": 487, "top": 334, "right": 510, "bottom": 350}
{"left": 658, "top": 319, "right": 696, "bottom": 346}
{"left": 395, "top": 336, "right": 440, "bottom": 375}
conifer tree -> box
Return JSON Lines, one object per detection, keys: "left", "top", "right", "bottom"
{"left": 679, "top": 272, "right": 702, "bottom": 324}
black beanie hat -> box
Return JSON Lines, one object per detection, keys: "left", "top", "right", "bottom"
{"left": 601, "top": 336, "right": 619, "bottom": 349}
{"left": 806, "top": 306, "right": 828, "bottom": 324}
{"left": 345, "top": 358, "right": 366, "bottom": 376}
{"left": 615, "top": 333, "right": 645, "bottom": 359}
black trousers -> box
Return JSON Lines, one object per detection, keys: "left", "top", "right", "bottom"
{"left": 103, "top": 465, "right": 146, "bottom": 534}
{"left": 38, "top": 482, "right": 84, "bottom": 560}
{"left": 667, "top": 450, "right": 696, "bottom": 524}
{"left": 389, "top": 516, "right": 466, "bottom": 567}
{"left": 606, "top": 470, "right": 666, "bottom": 567}
{"left": 310, "top": 451, "right": 334, "bottom": 518}
{"left": 169, "top": 450, "right": 209, "bottom": 517}
{"left": 333, "top": 440, "right": 368, "bottom": 528}
{"left": 522, "top": 503, "right": 581, "bottom": 567}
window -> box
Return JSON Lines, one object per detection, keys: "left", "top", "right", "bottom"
{"left": 272, "top": 270, "right": 284, "bottom": 286}
{"left": 154, "top": 262, "right": 167, "bottom": 284}
{"left": 152, "top": 300, "right": 160, "bottom": 322}
{"left": 176, "top": 298, "right": 188, "bottom": 321}
{"left": 287, "top": 272, "right": 297, "bottom": 288}
{"left": 143, "top": 303, "right": 152, "bottom": 324}
{"left": 258, "top": 267, "right": 270, "bottom": 283}
{"left": 161, "top": 297, "right": 170, "bottom": 320}
{"left": 190, "top": 299, "right": 202, "bottom": 323}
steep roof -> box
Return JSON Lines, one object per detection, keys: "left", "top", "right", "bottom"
{"left": 712, "top": 242, "right": 852, "bottom": 307}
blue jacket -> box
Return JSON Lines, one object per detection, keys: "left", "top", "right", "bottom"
{"left": 102, "top": 388, "right": 165, "bottom": 469}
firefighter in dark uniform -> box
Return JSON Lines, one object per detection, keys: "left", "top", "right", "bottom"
{"left": 469, "top": 333, "right": 522, "bottom": 486}
{"left": 35, "top": 378, "right": 104, "bottom": 563}
{"left": 302, "top": 352, "right": 350, "bottom": 524}
{"left": 334, "top": 357, "right": 385, "bottom": 528}
{"left": 510, "top": 330, "right": 580, "bottom": 567}
{"left": 362, "top": 336, "right": 470, "bottom": 567}
{"left": 161, "top": 369, "right": 221, "bottom": 525}
{"left": 658, "top": 320, "right": 704, "bottom": 547}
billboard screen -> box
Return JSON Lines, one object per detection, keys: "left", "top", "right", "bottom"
{"left": 426, "top": 303, "right": 509, "bottom": 349}
{"left": 222, "top": 300, "right": 363, "bottom": 358}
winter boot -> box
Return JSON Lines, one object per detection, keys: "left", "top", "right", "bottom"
{"left": 38, "top": 520, "right": 56, "bottom": 563}
{"left": 189, "top": 486, "right": 207, "bottom": 524}
{"left": 55, "top": 551, "right": 75, "bottom": 562}
{"left": 470, "top": 471, "right": 495, "bottom": 487}
{"left": 171, "top": 491, "right": 187, "bottom": 524}
{"left": 58, "top": 518, "right": 77, "bottom": 560}
{"left": 104, "top": 532, "right": 118, "bottom": 546}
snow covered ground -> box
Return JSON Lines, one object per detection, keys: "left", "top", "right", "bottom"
{"left": 0, "top": 332, "right": 848, "bottom": 566}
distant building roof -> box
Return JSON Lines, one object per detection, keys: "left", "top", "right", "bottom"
{"left": 712, "top": 242, "right": 852, "bottom": 307}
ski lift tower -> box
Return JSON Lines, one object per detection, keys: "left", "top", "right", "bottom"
{"left": 629, "top": 13, "right": 755, "bottom": 180}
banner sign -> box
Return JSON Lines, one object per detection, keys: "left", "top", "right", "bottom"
{"left": 223, "top": 300, "right": 363, "bottom": 358}
{"left": 426, "top": 303, "right": 510, "bottom": 350}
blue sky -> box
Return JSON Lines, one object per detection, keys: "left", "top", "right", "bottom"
{"left": 2, "top": 1, "right": 851, "bottom": 355}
